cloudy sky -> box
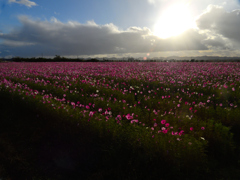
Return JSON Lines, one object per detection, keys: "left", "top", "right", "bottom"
{"left": 1, "top": 0, "right": 240, "bottom": 59}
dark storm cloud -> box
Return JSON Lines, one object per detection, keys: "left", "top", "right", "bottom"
{"left": 0, "top": 16, "right": 208, "bottom": 57}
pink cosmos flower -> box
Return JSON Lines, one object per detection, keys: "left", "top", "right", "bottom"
{"left": 165, "top": 123, "right": 170, "bottom": 127}
{"left": 117, "top": 115, "right": 122, "bottom": 120}
{"left": 126, "top": 114, "right": 133, "bottom": 120}
{"left": 190, "top": 127, "right": 193, "bottom": 131}
{"left": 89, "top": 111, "right": 94, "bottom": 117}
{"left": 201, "top": 127, "right": 205, "bottom": 130}
{"left": 179, "top": 130, "right": 184, "bottom": 136}
{"left": 131, "top": 119, "right": 138, "bottom": 123}
{"left": 161, "top": 120, "right": 166, "bottom": 124}
{"left": 162, "top": 130, "right": 168, "bottom": 134}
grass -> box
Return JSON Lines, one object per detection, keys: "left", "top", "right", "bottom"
{"left": 0, "top": 91, "right": 240, "bottom": 180}
{"left": 0, "top": 93, "right": 169, "bottom": 180}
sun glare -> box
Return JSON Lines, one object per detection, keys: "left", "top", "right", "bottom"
{"left": 154, "top": 4, "right": 194, "bottom": 39}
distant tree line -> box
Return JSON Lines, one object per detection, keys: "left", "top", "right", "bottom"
{"left": 1, "top": 56, "right": 240, "bottom": 62}
{"left": 6, "top": 55, "right": 100, "bottom": 62}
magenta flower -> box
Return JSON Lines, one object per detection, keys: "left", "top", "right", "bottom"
{"left": 161, "top": 120, "right": 166, "bottom": 124}
{"left": 131, "top": 119, "right": 138, "bottom": 123}
{"left": 165, "top": 123, "right": 170, "bottom": 127}
{"left": 89, "top": 111, "right": 94, "bottom": 117}
{"left": 126, "top": 114, "right": 133, "bottom": 120}
{"left": 190, "top": 127, "right": 193, "bottom": 131}
{"left": 179, "top": 130, "right": 184, "bottom": 136}
{"left": 201, "top": 127, "right": 205, "bottom": 130}
{"left": 117, "top": 115, "right": 122, "bottom": 120}
{"left": 162, "top": 130, "right": 168, "bottom": 134}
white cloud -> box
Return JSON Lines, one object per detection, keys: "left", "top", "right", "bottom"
{"left": 8, "top": 0, "right": 37, "bottom": 7}
{"left": 147, "top": 0, "right": 157, "bottom": 4}
{"left": 0, "top": 16, "right": 208, "bottom": 57}
{"left": 3, "top": 4, "right": 240, "bottom": 58}
{"left": 3, "top": 40, "right": 35, "bottom": 47}
{"left": 147, "top": 0, "right": 240, "bottom": 17}
{"left": 196, "top": 5, "right": 240, "bottom": 50}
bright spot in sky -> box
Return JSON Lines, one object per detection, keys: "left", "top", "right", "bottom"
{"left": 154, "top": 4, "right": 194, "bottom": 39}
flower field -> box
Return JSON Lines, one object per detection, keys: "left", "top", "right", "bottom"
{"left": 1, "top": 62, "right": 240, "bottom": 179}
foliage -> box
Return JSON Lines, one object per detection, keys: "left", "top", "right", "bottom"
{"left": 1, "top": 62, "right": 240, "bottom": 179}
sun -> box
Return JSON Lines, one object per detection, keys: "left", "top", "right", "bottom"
{"left": 153, "top": 3, "right": 194, "bottom": 39}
